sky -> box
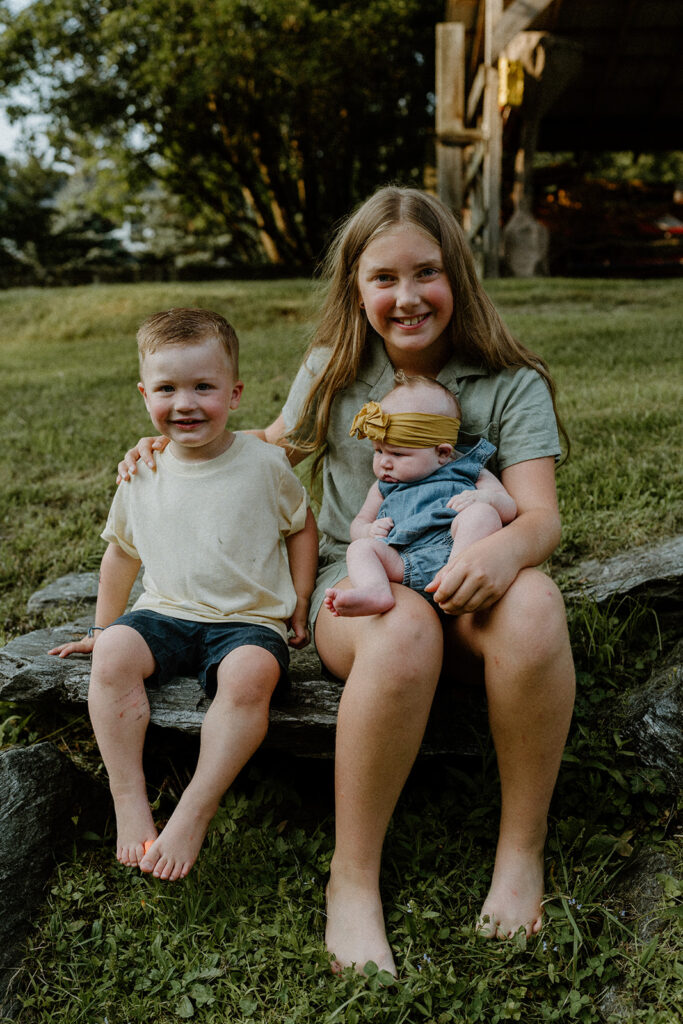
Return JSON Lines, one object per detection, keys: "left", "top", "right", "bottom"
{"left": 0, "top": 0, "right": 38, "bottom": 157}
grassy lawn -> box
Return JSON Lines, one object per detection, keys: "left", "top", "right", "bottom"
{"left": 1, "top": 278, "right": 682, "bottom": 1022}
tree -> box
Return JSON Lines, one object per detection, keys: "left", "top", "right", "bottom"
{"left": 0, "top": 0, "right": 440, "bottom": 267}
{"left": 0, "top": 151, "right": 132, "bottom": 285}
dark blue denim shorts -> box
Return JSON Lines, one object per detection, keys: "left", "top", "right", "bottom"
{"left": 111, "top": 610, "right": 290, "bottom": 698}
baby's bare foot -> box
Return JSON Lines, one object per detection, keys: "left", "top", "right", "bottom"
{"left": 324, "top": 587, "right": 395, "bottom": 618}
{"left": 325, "top": 874, "right": 396, "bottom": 976}
{"left": 113, "top": 792, "right": 157, "bottom": 868}
{"left": 139, "top": 797, "right": 212, "bottom": 881}
{"left": 477, "top": 844, "right": 545, "bottom": 939}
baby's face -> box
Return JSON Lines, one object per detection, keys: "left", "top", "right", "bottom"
{"left": 372, "top": 440, "right": 443, "bottom": 485}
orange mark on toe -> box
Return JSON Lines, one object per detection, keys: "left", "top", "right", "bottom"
{"left": 143, "top": 839, "right": 154, "bottom": 854}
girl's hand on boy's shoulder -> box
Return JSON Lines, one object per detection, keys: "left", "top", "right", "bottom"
{"left": 116, "top": 436, "right": 169, "bottom": 484}
{"left": 48, "top": 635, "right": 97, "bottom": 659}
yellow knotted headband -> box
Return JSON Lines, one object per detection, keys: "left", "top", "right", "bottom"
{"left": 349, "top": 401, "right": 460, "bottom": 448}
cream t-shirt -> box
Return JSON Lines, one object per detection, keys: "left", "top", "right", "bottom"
{"left": 102, "top": 433, "right": 308, "bottom": 641}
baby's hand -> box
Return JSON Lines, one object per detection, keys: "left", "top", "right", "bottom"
{"left": 368, "top": 517, "right": 394, "bottom": 538}
{"left": 447, "top": 491, "right": 484, "bottom": 512}
{"left": 48, "top": 635, "right": 97, "bottom": 659}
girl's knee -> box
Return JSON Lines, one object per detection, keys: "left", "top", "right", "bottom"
{"left": 496, "top": 570, "right": 569, "bottom": 656}
{"left": 357, "top": 590, "right": 443, "bottom": 680}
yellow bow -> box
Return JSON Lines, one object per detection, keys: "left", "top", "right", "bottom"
{"left": 349, "top": 402, "right": 390, "bottom": 442}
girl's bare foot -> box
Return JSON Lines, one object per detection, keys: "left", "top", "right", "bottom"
{"left": 113, "top": 791, "right": 158, "bottom": 868}
{"left": 325, "top": 872, "right": 397, "bottom": 976}
{"left": 139, "top": 794, "right": 213, "bottom": 881}
{"left": 324, "top": 587, "right": 395, "bottom": 618}
{"left": 476, "top": 843, "right": 545, "bottom": 939}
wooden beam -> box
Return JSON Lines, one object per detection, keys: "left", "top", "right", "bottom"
{"left": 466, "top": 62, "right": 486, "bottom": 122}
{"left": 483, "top": 0, "right": 503, "bottom": 277}
{"left": 491, "top": 0, "right": 555, "bottom": 61}
{"left": 438, "top": 127, "right": 486, "bottom": 145}
{"left": 436, "top": 22, "right": 466, "bottom": 135}
{"left": 469, "top": 0, "right": 487, "bottom": 81}
{"left": 436, "top": 21, "right": 467, "bottom": 214}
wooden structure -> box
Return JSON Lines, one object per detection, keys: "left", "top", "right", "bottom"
{"left": 436, "top": 0, "right": 683, "bottom": 276}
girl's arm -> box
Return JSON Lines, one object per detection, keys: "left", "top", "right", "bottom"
{"left": 446, "top": 467, "right": 517, "bottom": 523}
{"left": 349, "top": 483, "right": 391, "bottom": 540}
{"left": 246, "top": 414, "right": 309, "bottom": 467}
{"left": 284, "top": 508, "right": 319, "bottom": 648}
{"left": 428, "top": 456, "right": 560, "bottom": 615}
{"left": 49, "top": 543, "right": 142, "bottom": 657}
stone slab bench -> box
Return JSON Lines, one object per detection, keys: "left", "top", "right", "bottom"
{"left": 0, "top": 616, "right": 487, "bottom": 759}
{"left": 3, "top": 534, "right": 681, "bottom": 761}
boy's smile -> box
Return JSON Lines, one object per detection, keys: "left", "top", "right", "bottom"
{"left": 138, "top": 337, "right": 243, "bottom": 462}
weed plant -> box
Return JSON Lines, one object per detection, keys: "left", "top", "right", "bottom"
{"left": 1, "top": 279, "right": 682, "bottom": 1021}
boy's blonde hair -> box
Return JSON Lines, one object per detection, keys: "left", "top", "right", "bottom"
{"left": 288, "top": 185, "right": 567, "bottom": 467}
{"left": 137, "top": 308, "right": 239, "bottom": 377}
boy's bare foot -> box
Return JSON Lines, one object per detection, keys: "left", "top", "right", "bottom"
{"left": 325, "top": 874, "right": 397, "bottom": 977}
{"left": 324, "top": 587, "right": 395, "bottom": 618}
{"left": 476, "top": 843, "right": 545, "bottom": 939}
{"left": 113, "top": 792, "right": 158, "bottom": 868}
{"left": 139, "top": 795, "right": 213, "bottom": 881}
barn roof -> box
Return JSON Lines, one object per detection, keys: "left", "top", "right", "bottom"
{"left": 446, "top": 0, "right": 683, "bottom": 150}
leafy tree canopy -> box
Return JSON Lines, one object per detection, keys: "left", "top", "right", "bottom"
{"left": 0, "top": 0, "right": 440, "bottom": 266}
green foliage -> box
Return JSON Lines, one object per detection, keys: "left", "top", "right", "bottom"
{"left": 0, "top": 0, "right": 440, "bottom": 266}
{"left": 0, "top": 152, "right": 132, "bottom": 287}
{"left": 1, "top": 276, "right": 682, "bottom": 638}
{"left": 7, "top": 739, "right": 683, "bottom": 1023}
{"left": 0, "top": 278, "right": 681, "bottom": 1022}
{"left": 485, "top": 277, "right": 683, "bottom": 565}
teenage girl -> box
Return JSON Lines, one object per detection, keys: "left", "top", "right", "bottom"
{"left": 119, "top": 186, "right": 575, "bottom": 977}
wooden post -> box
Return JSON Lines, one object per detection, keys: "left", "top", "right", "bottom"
{"left": 483, "top": 0, "right": 503, "bottom": 277}
{"left": 436, "top": 21, "right": 466, "bottom": 215}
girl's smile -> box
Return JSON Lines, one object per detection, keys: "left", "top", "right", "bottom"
{"left": 357, "top": 226, "right": 454, "bottom": 372}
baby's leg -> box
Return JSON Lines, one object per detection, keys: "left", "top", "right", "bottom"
{"left": 140, "top": 646, "right": 280, "bottom": 881}
{"left": 325, "top": 537, "right": 405, "bottom": 617}
{"left": 447, "top": 503, "right": 503, "bottom": 564}
{"left": 88, "top": 625, "right": 157, "bottom": 867}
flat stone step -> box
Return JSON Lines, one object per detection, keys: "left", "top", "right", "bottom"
{"left": 0, "top": 619, "right": 486, "bottom": 759}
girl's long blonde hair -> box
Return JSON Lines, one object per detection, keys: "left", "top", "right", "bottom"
{"left": 289, "top": 186, "right": 568, "bottom": 466}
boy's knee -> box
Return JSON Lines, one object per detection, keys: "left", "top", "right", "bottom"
{"left": 220, "top": 676, "right": 276, "bottom": 709}
{"left": 216, "top": 653, "right": 280, "bottom": 708}
{"left": 90, "top": 625, "right": 153, "bottom": 682}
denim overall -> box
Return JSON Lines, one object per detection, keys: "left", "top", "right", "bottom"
{"left": 377, "top": 438, "right": 496, "bottom": 598}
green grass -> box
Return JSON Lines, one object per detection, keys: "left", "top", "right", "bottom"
{"left": 1, "top": 277, "right": 681, "bottom": 636}
{"left": 1, "top": 278, "right": 682, "bottom": 1021}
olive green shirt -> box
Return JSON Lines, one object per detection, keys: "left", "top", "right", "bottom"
{"left": 283, "top": 335, "right": 561, "bottom": 550}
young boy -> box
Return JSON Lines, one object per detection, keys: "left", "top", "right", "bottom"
{"left": 50, "top": 308, "right": 318, "bottom": 881}
{"left": 324, "top": 373, "right": 516, "bottom": 617}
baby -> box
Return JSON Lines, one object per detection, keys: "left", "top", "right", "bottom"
{"left": 324, "top": 373, "right": 516, "bottom": 617}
